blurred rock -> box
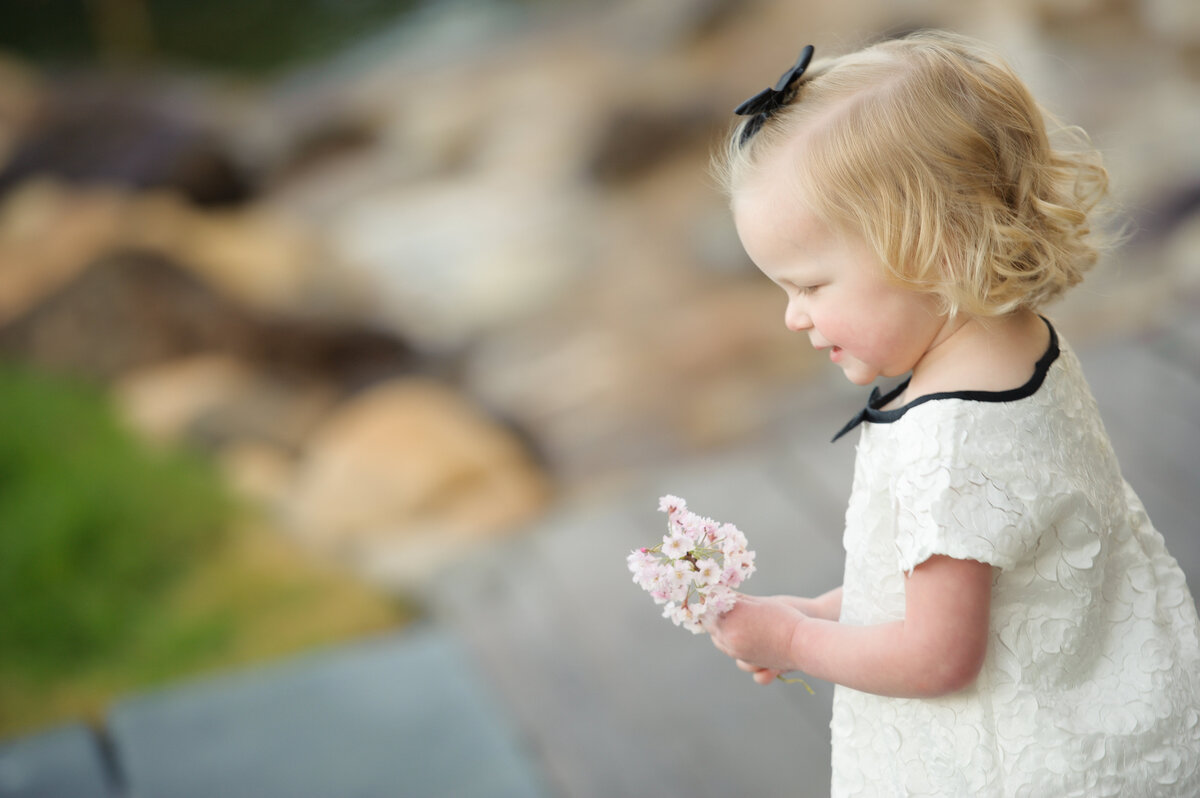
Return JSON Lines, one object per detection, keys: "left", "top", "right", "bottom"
{"left": 0, "top": 78, "right": 252, "bottom": 206}
{"left": 1138, "top": 0, "right": 1200, "bottom": 47}
{"left": 0, "top": 249, "right": 420, "bottom": 387}
{"left": 1029, "top": 0, "right": 1200, "bottom": 48}
{"left": 218, "top": 440, "right": 297, "bottom": 506}
{"left": 265, "top": 114, "right": 382, "bottom": 189}
{"left": 261, "top": 33, "right": 628, "bottom": 351}
{"left": 586, "top": 102, "right": 720, "bottom": 185}
{"left": 124, "top": 192, "right": 330, "bottom": 315}
{"left": 114, "top": 354, "right": 330, "bottom": 509}
{"left": 325, "top": 178, "right": 589, "bottom": 350}
{"left": 114, "top": 354, "right": 337, "bottom": 452}
{"left": 1020, "top": 0, "right": 1131, "bottom": 28}
{"left": 0, "top": 57, "right": 42, "bottom": 173}
{"left": 0, "top": 179, "right": 343, "bottom": 324}
{"left": 602, "top": 0, "right": 744, "bottom": 51}
{"left": 282, "top": 377, "right": 552, "bottom": 587}
{"left": 0, "top": 180, "right": 129, "bottom": 325}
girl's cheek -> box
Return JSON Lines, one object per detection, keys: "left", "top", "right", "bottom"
{"left": 813, "top": 311, "right": 842, "bottom": 341}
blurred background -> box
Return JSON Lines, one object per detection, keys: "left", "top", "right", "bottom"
{"left": 0, "top": 0, "right": 1198, "bottom": 794}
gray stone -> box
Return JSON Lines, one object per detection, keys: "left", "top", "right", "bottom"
{"left": 107, "top": 627, "right": 549, "bottom": 798}
{"left": 0, "top": 723, "right": 116, "bottom": 798}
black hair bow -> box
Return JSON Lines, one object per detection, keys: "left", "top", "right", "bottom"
{"left": 734, "top": 45, "right": 814, "bottom": 145}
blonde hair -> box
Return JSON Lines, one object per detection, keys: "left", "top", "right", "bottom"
{"left": 716, "top": 30, "right": 1110, "bottom": 317}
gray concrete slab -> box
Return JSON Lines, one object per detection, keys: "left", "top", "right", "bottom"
{"left": 1078, "top": 336, "right": 1200, "bottom": 589}
{"left": 107, "top": 626, "right": 549, "bottom": 798}
{"left": 0, "top": 723, "right": 116, "bottom": 798}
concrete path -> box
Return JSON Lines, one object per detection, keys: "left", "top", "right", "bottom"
{"left": 0, "top": 627, "right": 551, "bottom": 798}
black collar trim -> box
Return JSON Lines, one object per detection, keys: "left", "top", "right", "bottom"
{"left": 831, "top": 317, "right": 1060, "bottom": 443}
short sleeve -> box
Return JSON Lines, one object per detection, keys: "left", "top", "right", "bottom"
{"left": 891, "top": 403, "right": 1042, "bottom": 575}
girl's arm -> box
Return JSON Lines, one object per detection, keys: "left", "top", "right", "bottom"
{"left": 775, "top": 586, "right": 842, "bottom": 621}
{"left": 708, "top": 555, "right": 992, "bottom": 698}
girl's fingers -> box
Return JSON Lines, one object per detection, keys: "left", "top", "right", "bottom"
{"left": 752, "top": 669, "right": 778, "bottom": 685}
{"left": 736, "top": 659, "right": 781, "bottom": 685}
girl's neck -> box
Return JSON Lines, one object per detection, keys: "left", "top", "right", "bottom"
{"left": 888, "top": 309, "right": 1048, "bottom": 408}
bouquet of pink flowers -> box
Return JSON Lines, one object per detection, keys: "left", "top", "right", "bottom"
{"left": 627, "top": 495, "right": 757, "bottom": 634}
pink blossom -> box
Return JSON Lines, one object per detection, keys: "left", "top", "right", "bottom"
{"left": 626, "top": 496, "right": 756, "bottom": 634}
{"left": 694, "top": 558, "right": 721, "bottom": 587}
{"left": 658, "top": 495, "right": 687, "bottom": 515}
{"left": 662, "top": 533, "right": 691, "bottom": 559}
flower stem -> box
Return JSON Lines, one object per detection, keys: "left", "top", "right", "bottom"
{"left": 777, "top": 674, "right": 815, "bottom": 694}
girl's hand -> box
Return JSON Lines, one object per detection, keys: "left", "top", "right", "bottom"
{"left": 735, "top": 659, "right": 783, "bottom": 685}
{"left": 707, "top": 593, "right": 808, "bottom": 675}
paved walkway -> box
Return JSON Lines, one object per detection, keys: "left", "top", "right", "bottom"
{"left": 2, "top": 319, "right": 1197, "bottom": 798}
{"left": 0, "top": 627, "right": 552, "bottom": 798}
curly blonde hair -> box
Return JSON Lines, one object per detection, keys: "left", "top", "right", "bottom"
{"left": 716, "top": 30, "right": 1110, "bottom": 317}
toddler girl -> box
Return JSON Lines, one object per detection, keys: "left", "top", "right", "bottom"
{"left": 706, "top": 30, "right": 1200, "bottom": 796}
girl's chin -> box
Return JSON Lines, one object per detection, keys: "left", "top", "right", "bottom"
{"left": 835, "top": 360, "right": 880, "bottom": 386}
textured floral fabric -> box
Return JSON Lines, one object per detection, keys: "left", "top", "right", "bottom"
{"left": 830, "top": 325, "right": 1200, "bottom": 797}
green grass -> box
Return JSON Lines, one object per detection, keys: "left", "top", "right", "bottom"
{"left": 0, "top": 363, "right": 412, "bottom": 736}
{"left": 0, "top": 363, "right": 232, "bottom": 677}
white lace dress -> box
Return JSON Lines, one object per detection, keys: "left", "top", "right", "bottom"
{"left": 829, "top": 322, "right": 1200, "bottom": 797}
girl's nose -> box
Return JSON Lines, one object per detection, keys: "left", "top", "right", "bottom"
{"left": 784, "top": 300, "right": 812, "bottom": 333}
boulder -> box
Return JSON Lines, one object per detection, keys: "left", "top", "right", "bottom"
{"left": 0, "top": 180, "right": 130, "bottom": 325}
{"left": 113, "top": 354, "right": 337, "bottom": 452}
{"left": 0, "top": 56, "right": 42, "bottom": 172}
{"left": 123, "top": 192, "right": 328, "bottom": 315}
{"left": 0, "top": 179, "right": 340, "bottom": 325}
{"left": 282, "top": 378, "right": 551, "bottom": 586}
{"left": 1138, "top": 0, "right": 1200, "bottom": 46}
{"left": 326, "top": 178, "right": 588, "bottom": 350}
{"left": 0, "top": 77, "right": 252, "bottom": 206}
{"left": 0, "top": 249, "right": 420, "bottom": 387}
{"left": 585, "top": 102, "right": 721, "bottom": 186}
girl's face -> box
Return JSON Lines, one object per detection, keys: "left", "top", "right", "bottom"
{"left": 732, "top": 168, "right": 953, "bottom": 386}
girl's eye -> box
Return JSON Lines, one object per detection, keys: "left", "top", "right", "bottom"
{"left": 780, "top": 281, "right": 819, "bottom": 297}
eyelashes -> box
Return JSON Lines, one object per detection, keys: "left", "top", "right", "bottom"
{"left": 782, "top": 281, "right": 819, "bottom": 296}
